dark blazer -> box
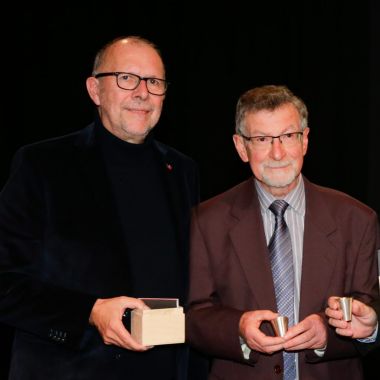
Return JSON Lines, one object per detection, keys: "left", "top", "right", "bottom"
{"left": 186, "top": 177, "right": 380, "bottom": 380}
{"left": 0, "top": 123, "right": 201, "bottom": 379}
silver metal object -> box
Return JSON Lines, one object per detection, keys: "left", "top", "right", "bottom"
{"left": 339, "top": 297, "right": 353, "bottom": 321}
{"left": 271, "top": 315, "right": 289, "bottom": 337}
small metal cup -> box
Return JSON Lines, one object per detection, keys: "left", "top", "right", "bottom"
{"left": 339, "top": 297, "right": 353, "bottom": 321}
{"left": 270, "top": 315, "right": 289, "bottom": 337}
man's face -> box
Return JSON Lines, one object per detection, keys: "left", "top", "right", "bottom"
{"left": 86, "top": 40, "right": 165, "bottom": 143}
{"left": 233, "top": 103, "right": 309, "bottom": 197}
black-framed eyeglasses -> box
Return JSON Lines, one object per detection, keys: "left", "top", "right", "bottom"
{"left": 94, "top": 72, "right": 169, "bottom": 96}
{"left": 240, "top": 131, "right": 303, "bottom": 149}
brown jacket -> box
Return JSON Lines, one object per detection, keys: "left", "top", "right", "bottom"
{"left": 186, "top": 176, "right": 380, "bottom": 380}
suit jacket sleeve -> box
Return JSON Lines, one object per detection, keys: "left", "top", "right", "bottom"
{"left": 305, "top": 205, "right": 380, "bottom": 362}
{"left": 353, "top": 298, "right": 380, "bottom": 355}
{"left": 0, "top": 147, "right": 96, "bottom": 348}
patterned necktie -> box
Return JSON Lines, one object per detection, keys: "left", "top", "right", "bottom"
{"left": 268, "top": 200, "right": 296, "bottom": 380}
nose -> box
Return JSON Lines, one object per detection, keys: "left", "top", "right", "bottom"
{"left": 132, "top": 79, "right": 149, "bottom": 99}
{"left": 270, "top": 137, "right": 286, "bottom": 160}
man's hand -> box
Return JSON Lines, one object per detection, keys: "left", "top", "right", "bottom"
{"left": 325, "top": 296, "right": 378, "bottom": 339}
{"left": 89, "top": 296, "right": 151, "bottom": 351}
{"left": 283, "top": 313, "right": 327, "bottom": 351}
{"left": 239, "top": 310, "right": 285, "bottom": 354}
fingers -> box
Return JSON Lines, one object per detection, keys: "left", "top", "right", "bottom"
{"left": 325, "top": 296, "right": 347, "bottom": 331}
{"left": 283, "top": 314, "right": 327, "bottom": 351}
{"left": 100, "top": 315, "right": 151, "bottom": 351}
{"left": 334, "top": 326, "right": 355, "bottom": 337}
{"left": 89, "top": 296, "right": 152, "bottom": 351}
{"left": 326, "top": 296, "right": 340, "bottom": 310}
{"left": 122, "top": 296, "right": 150, "bottom": 311}
{"left": 325, "top": 298, "right": 377, "bottom": 338}
{"left": 239, "top": 309, "right": 279, "bottom": 338}
{"left": 244, "top": 329, "right": 285, "bottom": 354}
{"left": 327, "top": 317, "right": 350, "bottom": 330}
{"left": 239, "top": 310, "right": 285, "bottom": 354}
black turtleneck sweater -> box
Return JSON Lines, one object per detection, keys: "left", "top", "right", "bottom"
{"left": 97, "top": 124, "right": 182, "bottom": 378}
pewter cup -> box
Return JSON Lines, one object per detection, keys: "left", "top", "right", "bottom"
{"left": 271, "top": 315, "right": 288, "bottom": 337}
{"left": 339, "top": 297, "right": 353, "bottom": 321}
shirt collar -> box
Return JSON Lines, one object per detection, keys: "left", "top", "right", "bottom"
{"left": 255, "top": 176, "right": 305, "bottom": 216}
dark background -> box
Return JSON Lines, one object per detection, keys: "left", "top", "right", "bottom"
{"left": 1, "top": 1, "right": 379, "bottom": 378}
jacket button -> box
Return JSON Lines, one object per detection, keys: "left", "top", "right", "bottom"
{"left": 274, "top": 364, "right": 282, "bottom": 374}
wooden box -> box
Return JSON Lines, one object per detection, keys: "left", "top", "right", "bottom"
{"left": 131, "top": 298, "right": 185, "bottom": 346}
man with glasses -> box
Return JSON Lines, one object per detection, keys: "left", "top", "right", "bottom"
{"left": 186, "top": 85, "right": 380, "bottom": 379}
{"left": 0, "top": 36, "right": 207, "bottom": 379}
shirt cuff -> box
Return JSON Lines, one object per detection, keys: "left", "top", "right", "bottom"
{"left": 357, "top": 322, "right": 378, "bottom": 343}
{"left": 314, "top": 345, "right": 327, "bottom": 357}
{"left": 239, "top": 336, "right": 251, "bottom": 360}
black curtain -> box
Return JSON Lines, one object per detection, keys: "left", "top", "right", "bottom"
{"left": 1, "top": 1, "right": 379, "bottom": 378}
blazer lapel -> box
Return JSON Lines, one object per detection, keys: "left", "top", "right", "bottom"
{"left": 224, "top": 177, "right": 340, "bottom": 318}
{"left": 228, "top": 179, "right": 278, "bottom": 310}
{"left": 152, "top": 141, "right": 195, "bottom": 240}
{"left": 152, "top": 141, "right": 192, "bottom": 293}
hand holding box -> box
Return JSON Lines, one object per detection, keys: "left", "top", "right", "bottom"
{"left": 130, "top": 298, "right": 185, "bottom": 346}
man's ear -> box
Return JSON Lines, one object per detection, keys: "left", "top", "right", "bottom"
{"left": 302, "top": 127, "right": 310, "bottom": 156}
{"left": 233, "top": 134, "right": 249, "bottom": 162}
{"left": 86, "top": 77, "right": 101, "bottom": 106}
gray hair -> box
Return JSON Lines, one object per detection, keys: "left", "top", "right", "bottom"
{"left": 235, "top": 85, "right": 308, "bottom": 135}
